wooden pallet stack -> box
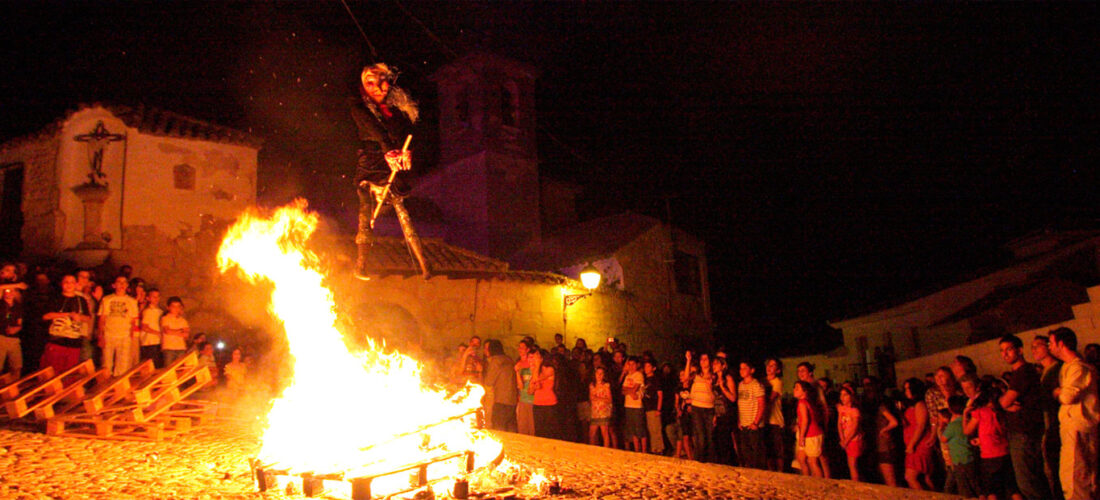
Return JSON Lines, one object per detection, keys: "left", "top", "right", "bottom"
{"left": 0, "top": 351, "right": 217, "bottom": 441}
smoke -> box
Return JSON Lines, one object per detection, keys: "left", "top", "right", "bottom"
{"left": 226, "top": 4, "right": 366, "bottom": 232}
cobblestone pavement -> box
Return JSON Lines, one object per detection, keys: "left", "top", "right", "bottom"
{"left": 0, "top": 421, "right": 956, "bottom": 499}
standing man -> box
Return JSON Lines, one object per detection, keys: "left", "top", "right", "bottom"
{"left": 21, "top": 270, "right": 54, "bottom": 374}
{"left": 98, "top": 276, "right": 139, "bottom": 377}
{"left": 1048, "top": 327, "right": 1099, "bottom": 500}
{"left": 349, "top": 62, "right": 428, "bottom": 279}
{"left": 41, "top": 275, "right": 91, "bottom": 374}
{"left": 1032, "top": 334, "right": 1064, "bottom": 499}
{"left": 621, "top": 356, "right": 647, "bottom": 453}
{"left": 159, "top": 297, "right": 190, "bottom": 366}
{"left": 139, "top": 289, "right": 163, "bottom": 367}
{"left": 74, "top": 269, "right": 101, "bottom": 362}
{"left": 737, "top": 361, "right": 768, "bottom": 469}
{"left": 642, "top": 360, "right": 665, "bottom": 454}
{"left": 997, "top": 335, "right": 1049, "bottom": 499}
{"left": 0, "top": 286, "right": 23, "bottom": 377}
{"left": 484, "top": 339, "right": 518, "bottom": 432}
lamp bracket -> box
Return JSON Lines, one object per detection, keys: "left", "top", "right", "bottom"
{"left": 563, "top": 293, "right": 590, "bottom": 307}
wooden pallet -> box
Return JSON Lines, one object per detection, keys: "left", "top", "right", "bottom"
{"left": 2, "top": 362, "right": 111, "bottom": 420}
{"left": 43, "top": 351, "right": 217, "bottom": 441}
{"left": 0, "top": 366, "right": 56, "bottom": 402}
{"left": 26, "top": 362, "right": 108, "bottom": 419}
{"left": 79, "top": 359, "right": 157, "bottom": 417}
{"left": 45, "top": 413, "right": 192, "bottom": 441}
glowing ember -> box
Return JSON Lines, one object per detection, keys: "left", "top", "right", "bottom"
{"left": 217, "top": 200, "right": 501, "bottom": 496}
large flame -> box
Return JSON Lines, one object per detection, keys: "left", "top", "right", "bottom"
{"left": 217, "top": 200, "right": 501, "bottom": 495}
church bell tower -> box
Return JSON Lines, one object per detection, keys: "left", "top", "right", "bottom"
{"left": 429, "top": 52, "right": 541, "bottom": 260}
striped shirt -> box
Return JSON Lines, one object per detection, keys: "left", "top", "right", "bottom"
{"left": 738, "top": 378, "right": 765, "bottom": 426}
{"left": 690, "top": 374, "right": 715, "bottom": 408}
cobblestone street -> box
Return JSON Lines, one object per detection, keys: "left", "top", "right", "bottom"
{"left": 0, "top": 419, "right": 957, "bottom": 500}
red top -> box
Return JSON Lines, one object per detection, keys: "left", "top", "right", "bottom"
{"left": 799, "top": 399, "right": 824, "bottom": 438}
{"left": 903, "top": 405, "right": 936, "bottom": 451}
{"left": 973, "top": 406, "right": 1009, "bottom": 458}
{"left": 532, "top": 368, "right": 557, "bottom": 406}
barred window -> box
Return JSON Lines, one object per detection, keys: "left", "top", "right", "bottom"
{"left": 673, "top": 250, "right": 701, "bottom": 296}
{"left": 173, "top": 164, "right": 196, "bottom": 190}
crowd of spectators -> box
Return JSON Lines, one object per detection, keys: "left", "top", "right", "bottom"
{"left": 0, "top": 261, "right": 248, "bottom": 395}
{"left": 460, "top": 330, "right": 1099, "bottom": 500}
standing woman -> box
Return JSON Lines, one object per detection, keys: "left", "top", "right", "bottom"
{"left": 926, "top": 366, "right": 960, "bottom": 491}
{"left": 529, "top": 349, "right": 560, "bottom": 440}
{"left": 712, "top": 356, "right": 738, "bottom": 464}
{"left": 794, "top": 380, "right": 826, "bottom": 477}
{"left": 685, "top": 351, "right": 716, "bottom": 462}
{"left": 901, "top": 378, "right": 936, "bottom": 490}
{"left": 837, "top": 386, "right": 864, "bottom": 482}
{"left": 588, "top": 366, "right": 613, "bottom": 447}
{"left": 875, "top": 393, "right": 902, "bottom": 487}
{"left": 764, "top": 358, "right": 787, "bottom": 472}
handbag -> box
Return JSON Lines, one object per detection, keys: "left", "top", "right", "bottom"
{"left": 48, "top": 316, "right": 83, "bottom": 339}
{"left": 48, "top": 297, "right": 87, "bottom": 339}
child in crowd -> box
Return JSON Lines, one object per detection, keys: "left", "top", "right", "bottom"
{"left": 197, "top": 342, "right": 218, "bottom": 386}
{"left": 837, "top": 386, "right": 863, "bottom": 482}
{"left": 963, "top": 385, "right": 1016, "bottom": 500}
{"left": 223, "top": 347, "right": 247, "bottom": 394}
{"left": 674, "top": 377, "right": 694, "bottom": 460}
{"left": 939, "top": 396, "right": 980, "bottom": 499}
{"left": 138, "top": 289, "right": 163, "bottom": 367}
{"left": 794, "top": 380, "right": 825, "bottom": 478}
{"left": 160, "top": 297, "right": 190, "bottom": 365}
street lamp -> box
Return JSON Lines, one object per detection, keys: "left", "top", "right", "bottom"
{"left": 563, "top": 264, "right": 601, "bottom": 343}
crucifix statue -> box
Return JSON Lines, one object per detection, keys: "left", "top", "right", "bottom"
{"left": 73, "top": 121, "right": 125, "bottom": 186}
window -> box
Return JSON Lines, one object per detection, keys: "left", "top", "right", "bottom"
{"left": 500, "top": 81, "right": 519, "bottom": 128}
{"left": 173, "top": 164, "right": 196, "bottom": 190}
{"left": 455, "top": 86, "right": 470, "bottom": 127}
{"left": 673, "top": 250, "right": 701, "bottom": 296}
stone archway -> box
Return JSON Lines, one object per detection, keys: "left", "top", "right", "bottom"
{"left": 341, "top": 301, "right": 423, "bottom": 353}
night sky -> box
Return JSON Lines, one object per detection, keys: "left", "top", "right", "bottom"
{"left": 2, "top": 2, "right": 1098, "bottom": 356}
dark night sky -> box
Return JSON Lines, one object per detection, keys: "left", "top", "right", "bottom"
{"left": 2, "top": 2, "right": 1098, "bottom": 355}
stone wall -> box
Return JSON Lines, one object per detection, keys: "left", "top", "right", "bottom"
{"left": 0, "top": 134, "right": 62, "bottom": 254}
{"left": 895, "top": 285, "right": 1100, "bottom": 383}
{"left": 320, "top": 266, "right": 706, "bottom": 364}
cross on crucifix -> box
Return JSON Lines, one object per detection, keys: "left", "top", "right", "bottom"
{"left": 73, "top": 121, "right": 125, "bottom": 185}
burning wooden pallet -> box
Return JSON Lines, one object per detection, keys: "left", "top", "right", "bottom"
{"left": 251, "top": 408, "right": 504, "bottom": 500}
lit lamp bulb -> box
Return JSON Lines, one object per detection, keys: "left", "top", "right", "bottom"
{"left": 579, "top": 264, "right": 601, "bottom": 291}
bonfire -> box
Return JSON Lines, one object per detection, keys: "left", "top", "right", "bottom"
{"left": 217, "top": 200, "right": 503, "bottom": 498}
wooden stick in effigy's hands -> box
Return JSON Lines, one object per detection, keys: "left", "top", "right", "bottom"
{"left": 369, "top": 134, "right": 412, "bottom": 229}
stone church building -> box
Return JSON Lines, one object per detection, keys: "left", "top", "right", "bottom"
{"left": 0, "top": 53, "right": 713, "bottom": 361}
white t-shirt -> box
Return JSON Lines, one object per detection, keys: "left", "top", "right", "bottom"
{"left": 767, "top": 377, "right": 785, "bottom": 426}
{"left": 624, "top": 371, "right": 645, "bottom": 409}
{"left": 140, "top": 305, "right": 163, "bottom": 346}
{"left": 98, "top": 294, "right": 138, "bottom": 339}
{"left": 160, "top": 314, "right": 189, "bottom": 351}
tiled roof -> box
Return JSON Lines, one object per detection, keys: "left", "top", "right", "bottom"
{"left": 0, "top": 102, "right": 262, "bottom": 152}
{"left": 509, "top": 212, "right": 661, "bottom": 271}
{"left": 361, "top": 236, "right": 576, "bottom": 285}
{"left": 109, "top": 104, "right": 262, "bottom": 147}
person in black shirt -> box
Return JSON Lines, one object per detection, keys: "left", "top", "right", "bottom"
{"left": 0, "top": 286, "right": 23, "bottom": 377}
{"left": 642, "top": 359, "right": 664, "bottom": 454}
{"left": 349, "top": 63, "right": 428, "bottom": 279}
{"left": 41, "top": 275, "right": 91, "bottom": 374}
{"left": 998, "top": 334, "right": 1049, "bottom": 500}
